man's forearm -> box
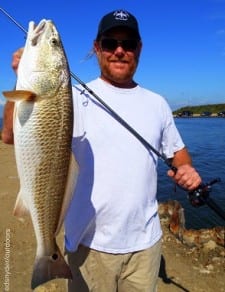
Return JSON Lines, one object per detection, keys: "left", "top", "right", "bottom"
{"left": 1, "top": 101, "right": 14, "bottom": 144}
{"left": 171, "top": 147, "right": 192, "bottom": 168}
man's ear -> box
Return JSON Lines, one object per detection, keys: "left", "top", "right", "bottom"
{"left": 94, "top": 40, "right": 101, "bottom": 55}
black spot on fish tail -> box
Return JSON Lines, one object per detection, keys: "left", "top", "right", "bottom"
{"left": 31, "top": 247, "right": 72, "bottom": 290}
{"left": 52, "top": 253, "right": 58, "bottom": 260}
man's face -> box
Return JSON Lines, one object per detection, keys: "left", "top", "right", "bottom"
{"left": 94, "top": 27, "right": 142, "bottom": 88}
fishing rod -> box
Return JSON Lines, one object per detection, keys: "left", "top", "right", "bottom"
{"left": 70, "top": 72, "right": 176, "bottom": 168}
{"left": 188, "top": 178, "right": 225, "bottom": 221}
{"left": 1, "top": 7, "right": 225, "bottom": 222}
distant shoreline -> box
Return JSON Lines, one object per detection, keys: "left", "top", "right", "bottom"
{"left": 1, "top": 113, "right": 225, "bottom": 134}
{"left": 173, "top": 113, "right": 224, "bottom": 119}
{"left": 174, "top": 113, "right": 224, "bottom": 118}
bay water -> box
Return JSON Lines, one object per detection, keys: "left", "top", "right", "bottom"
{"left": 157, "top": 117, "right": 225, "bottom": 229}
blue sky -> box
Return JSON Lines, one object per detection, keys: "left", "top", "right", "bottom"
{"left": 0, "top": 0, "right": 225, "bottom": 112}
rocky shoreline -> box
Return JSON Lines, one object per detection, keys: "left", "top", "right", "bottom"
{"left": 159, "top": 200, "right": 224, "bottom": 248}
{"left": 158, "top": 201, "right": 224, "bottom": 292}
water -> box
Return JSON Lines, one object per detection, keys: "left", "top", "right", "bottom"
{"left": 157, "top": 118, "right": 225, "bottom": 229}
{"left": 1, "top": 117, "right": 225, "bottom": 228}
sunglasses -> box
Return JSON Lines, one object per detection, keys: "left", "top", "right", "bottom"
{"left": 100, "top": 38, "right": 139, "bottom": 52}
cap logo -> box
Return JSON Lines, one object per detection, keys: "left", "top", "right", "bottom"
{"left": 113, "top": 10, "right": 129, "bottom": 21}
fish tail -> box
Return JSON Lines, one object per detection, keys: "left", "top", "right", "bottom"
{"left": 31, "top": 247, "right": 72, "bottom": 290}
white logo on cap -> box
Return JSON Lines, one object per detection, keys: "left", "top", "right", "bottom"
{"left": 113, "top": 10, "right": 129, "bottom": 21}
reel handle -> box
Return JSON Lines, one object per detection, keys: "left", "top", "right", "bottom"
{"left": 188, "top": 178, "right": 221, "bottom": 207}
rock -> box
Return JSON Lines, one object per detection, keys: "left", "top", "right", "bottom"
{"left": 159, "top": 200, "right": 225, "bottom": 248}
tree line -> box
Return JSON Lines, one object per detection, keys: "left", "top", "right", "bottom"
{"left": 173, "top": 103, "right": 225, "bottom": 115}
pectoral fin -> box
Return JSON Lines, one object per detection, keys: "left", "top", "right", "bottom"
{"left": 2, "top": 90, "right": 37, "bottom": 102}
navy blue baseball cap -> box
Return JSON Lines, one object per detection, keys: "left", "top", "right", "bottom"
{"left": 96, "top": 10, "right": 141, "bottom": 40}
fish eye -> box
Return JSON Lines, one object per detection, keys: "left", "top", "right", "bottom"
{"left": 50, "top": 38, "right": 58, "bottom": 45}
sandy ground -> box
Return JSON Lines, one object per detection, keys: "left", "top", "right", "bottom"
{"left": 0, "top": 140, "right": 224, "bottom": 292}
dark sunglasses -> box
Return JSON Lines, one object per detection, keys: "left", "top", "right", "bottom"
{"left": 100, "top": 38, "right": 139, "bottom": 52}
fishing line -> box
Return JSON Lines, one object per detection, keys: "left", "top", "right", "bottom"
{"left": 0, "top": 7, "right": 27, "bottom": 34}
{"left": 1, "top": 7, "right": 225, "bottom": 222}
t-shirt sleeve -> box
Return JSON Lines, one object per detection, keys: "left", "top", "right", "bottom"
{"left": 160, "top": 101, "right": 185, "bottom": 159}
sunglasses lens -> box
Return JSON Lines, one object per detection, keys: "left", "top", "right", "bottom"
{"left": 101, "top": 39, "right": 118, "bottom": 51}
{"left": 122, "top": 40, "right": 138, "bottom": 51}
{"left": 100, "top": 39, "right": 138, "bottom": 51}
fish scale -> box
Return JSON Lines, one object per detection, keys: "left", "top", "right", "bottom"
{"left": 15, "top": 95, "right": 72, "bottom": 248}
{"left": 3, "top": 19, "right": 78, "bottom": 290}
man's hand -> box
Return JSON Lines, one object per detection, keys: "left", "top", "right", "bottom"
{"left": 12, "top": 47, "right": 24, "bottom": 73}
{"left": 167, "top": 164, "right": 201, "bottom": 191}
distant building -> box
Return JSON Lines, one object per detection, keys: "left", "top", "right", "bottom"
{"left": 176, "top": 110, "right": 193, "bottom": 117}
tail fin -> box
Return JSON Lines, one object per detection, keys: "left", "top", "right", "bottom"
{"left": 31, "top": 247, "right": 72, "bottom": 290}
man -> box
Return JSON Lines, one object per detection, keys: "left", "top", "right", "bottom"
{"left": 2, "top": 10, "right": 201, "bottom": 292}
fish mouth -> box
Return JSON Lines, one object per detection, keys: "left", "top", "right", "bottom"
{"left": 28, "top": 19, "right": 52, "bottom": 46}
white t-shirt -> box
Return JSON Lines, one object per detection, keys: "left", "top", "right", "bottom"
{"left": 64, "top": 78, "right": 184, "bottom": 253}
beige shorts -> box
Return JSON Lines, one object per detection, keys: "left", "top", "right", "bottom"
{"left": 66, "top": 239, "right": 162, "bottom": 292}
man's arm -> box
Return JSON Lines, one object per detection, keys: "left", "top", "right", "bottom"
{"left": 1, "top": 101, "right": 14, "bottom": 144}
{"left": 1, "top": 48, "right": 24, "bottom": 145}
{"left": 167, "top": 147, "right": 201, "bottom": 190}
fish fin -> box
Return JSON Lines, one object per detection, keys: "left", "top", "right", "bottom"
{"left": 55, "top": 153, "right": 79, "bottom": 236}
{"left": 31, "top": 246, "right": 72, "bottom": 290}
{"left": 13, "top": 190, "right": 30, "bottom": 217}
{"left": 2, "top": 90, "right": 37, "bottom": 102}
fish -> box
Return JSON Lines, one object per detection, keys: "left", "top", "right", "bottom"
{"left": 3, "top": 19, "right": 78, "bottom": 289}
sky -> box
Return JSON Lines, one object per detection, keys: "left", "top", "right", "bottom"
{"left": 0, "top": 0, "right": 225, "bottom": 112}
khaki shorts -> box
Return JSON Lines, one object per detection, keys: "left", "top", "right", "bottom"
{"left": 66, "top": 239, "right": 162, "bottom": 292}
